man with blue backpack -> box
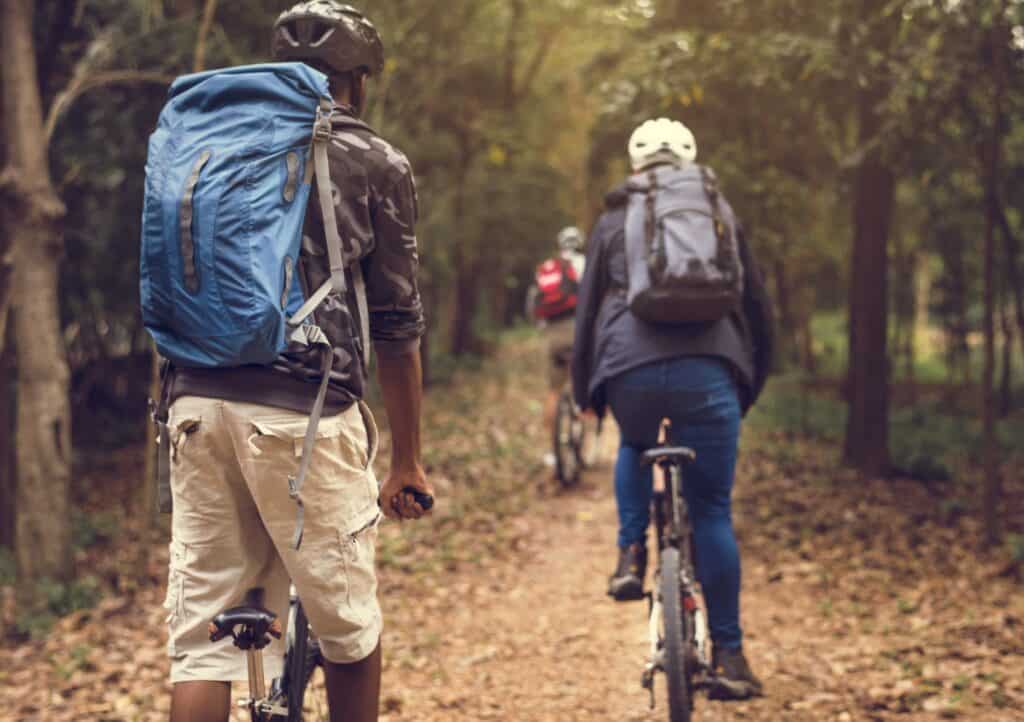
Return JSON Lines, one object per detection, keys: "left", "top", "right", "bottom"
{"left": 141, "top": 4, "right": 429, "bottom": 721}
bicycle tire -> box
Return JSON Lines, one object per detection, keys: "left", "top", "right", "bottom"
{"left": 553, "top": 391, "right": 580, "bottom": 487}
{"left": 660, "top": 547, "right": 692, "bottom": 722}
{"left": 282, "top": 601, "right": 322, "bottom": 722}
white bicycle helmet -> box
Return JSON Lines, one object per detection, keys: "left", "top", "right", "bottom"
{"left": 628, "top": 118, "right": 697, "bottom": 172}
{"left": 557, "top": 226, "right": 584, "bottom": 252}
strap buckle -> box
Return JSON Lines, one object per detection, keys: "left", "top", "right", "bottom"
{"left": 313, "top": 105, "right": 333, "bottom": 142}
{"left": 287, "top": 475, "right": 302, "bottom": 503}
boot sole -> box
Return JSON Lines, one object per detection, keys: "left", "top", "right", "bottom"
{"left": 706, "top": 676, "right": 762, "bottom": 701}
{"left": 607, "top": 577, "right": 645, "bottom": 602}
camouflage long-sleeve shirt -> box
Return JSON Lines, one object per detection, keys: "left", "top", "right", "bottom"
{"left": 169, "top": 106, "right": 425, "bottom": 413}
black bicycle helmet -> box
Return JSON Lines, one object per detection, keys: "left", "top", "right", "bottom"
{"left": 272, "top": 2, "right": 384, "bottom": 77}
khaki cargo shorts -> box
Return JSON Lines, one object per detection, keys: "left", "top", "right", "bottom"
{"left": 545, "top": 316, "right": 576, "bottom": 390}
{"left": 164, "top": 396, "right": 382, "bottom": 684}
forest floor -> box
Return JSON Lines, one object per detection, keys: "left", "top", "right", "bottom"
{"left": 2, "top": 335, "right": 1023, "bottom": 722}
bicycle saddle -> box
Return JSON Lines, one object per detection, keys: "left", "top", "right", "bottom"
{"left": 209, "top": 606, "right": 282, "bottom": 650}
{"left": 641, "top": 446, "right": 697, "bottom": 467}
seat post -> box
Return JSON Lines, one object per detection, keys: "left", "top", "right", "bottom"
{"left": 247, "top": 648, "right": 266, "bottom": 700}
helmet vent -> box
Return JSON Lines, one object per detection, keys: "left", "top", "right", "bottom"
{"left": 310, "top": 22, "right": 335, "bottom": 47}
{"left": 280, "top": 22, "right": 300, "bottom": 47}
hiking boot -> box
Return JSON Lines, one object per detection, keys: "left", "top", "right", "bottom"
{"left": 607, "top": 543, "right": 646, "bottom": 601}
{"left": 708, "top": 646, "right": 764, "bottom": 700}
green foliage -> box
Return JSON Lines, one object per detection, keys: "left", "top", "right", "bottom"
{"left": 71, "top": 510, "right": 121, "bottom": 550}
{"left": 747, "top": 374, "right": 846, "bottom": 442}
{"left": 14, "top": 576, "right": 103, "bottom": 640}
{"left": 54, "top": 644, "right": 96, "bottom": 681}
{"left": 748, "top": 375, "right": 1024, "bottom": 481}
{"left": 33, "top": 0, "right": 1024, "bottom": 374}
{"left": 1007, "top": 533, "right": 1024, "bottom": 564}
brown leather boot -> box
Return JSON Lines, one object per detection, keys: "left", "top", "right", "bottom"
{"left": 607, "top": 543, "right": 646, "bottom": 601}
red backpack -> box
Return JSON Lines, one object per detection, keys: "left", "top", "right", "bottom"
{"left": 533, "top": 257, "right": 580, "bottom": 320}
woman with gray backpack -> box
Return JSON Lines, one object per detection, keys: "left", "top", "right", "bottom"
{"left": 572, "top": 118, "right": 774, "bottom": 700}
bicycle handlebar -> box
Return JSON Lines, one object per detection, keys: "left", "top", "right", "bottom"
{"left": 403, "top": 487, "right": 434, "bottom": 511}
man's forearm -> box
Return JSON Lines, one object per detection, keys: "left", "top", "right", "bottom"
{"left": 376, "top": 348, "right": 423, "bottom": 470}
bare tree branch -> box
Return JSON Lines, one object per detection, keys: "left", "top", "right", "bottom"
{"left": 45, "top": 71, "right": 174, "bottom": 143}
{"left": 193, "top": 0, "right": 220, "bottom": 72}
{"left": 515, "top": 26, "right": 562, "bottom": 103}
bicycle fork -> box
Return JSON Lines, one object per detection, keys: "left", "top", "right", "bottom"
{"left": 641, "top": 590, "right": 664, "bottom": 709}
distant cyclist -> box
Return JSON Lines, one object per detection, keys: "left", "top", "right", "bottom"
{"left": 531, "top": 226, "right": 587, "bottom": 466}
{"left": 572, "top": 118, "right": 774, "bottom": 699}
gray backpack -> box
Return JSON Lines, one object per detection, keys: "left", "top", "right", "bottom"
{"left": 624, "top": 164, "right": 744, "bottom": 324}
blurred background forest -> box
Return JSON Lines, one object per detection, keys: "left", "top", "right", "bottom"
{"left": 1, "top": 0, "right": 1023, "bottom": 640}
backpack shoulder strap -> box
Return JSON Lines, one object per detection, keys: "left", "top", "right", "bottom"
{"left": 284, "top": 98, "right": 372, "bottom": 551}
{"left": 324, "top": 109, "right": 373, "bottom": 367}
{"left": 699, "top": 165, "right": 733, "bottom": 269}
{"left": 288, "top": 99, "right": 371, "bottom": 368}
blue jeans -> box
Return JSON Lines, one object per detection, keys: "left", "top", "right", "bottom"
{"left": 607, "top": 357, "right": 743, "bottom": 650}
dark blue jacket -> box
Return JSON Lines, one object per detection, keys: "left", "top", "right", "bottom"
{"left": 572, "top": 184, "right": 774, "bottom": 416}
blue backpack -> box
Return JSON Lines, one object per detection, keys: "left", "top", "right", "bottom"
{"left": 141, "top": 62, "right": 367, "bottom": 369}
{"left": 141, "top": 63, "right": 367, "bottom": 547}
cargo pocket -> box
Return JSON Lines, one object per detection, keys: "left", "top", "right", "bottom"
{"left": 244, "top": 410, "right": 371, "bottom": 542}
{"left": 338, "top": 512, "right": 382, "bottom": 627}
{"left": 248, "top": 414, "right": 341, "bottom": 459}
{"left": 171, "top": 418, "right": 202, "bottom": 464}
{"left": 163, "top": 539, "right": 188, "bottom": 653}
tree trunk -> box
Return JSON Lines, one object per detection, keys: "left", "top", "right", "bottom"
{"left": 449, "top": 256, "right": 481, "bottom": 357}
{"left": 843, "top": 0, "right": 899, "bottom": 477}
{"left": 994, "top": 202, "right": 1024, "bottom": 370}
{"left": 0, "top": 326, "right": 15, "bottom": 549}
{"left": 1, "top": 0, "right": 73, "bottom": 582}
{"left": 0, "top": 38, "right": 9, "bottom": 356}
{"left": 843, "top": 125, "right": 894, "bottom": 476}
{"left": 448, "top": 146, "right": 480, "bottom": 357}
{"left": 980, "top": 13, "right": 1006, "bottom": 548}
{"left": 999, "top": 299, "right": 1012, "bottom": 417}
{"left": 772, "top": 257, "right": 796, "bottom": 369}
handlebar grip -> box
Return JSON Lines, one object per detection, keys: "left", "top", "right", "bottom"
{"left": 403, "top": 487, "right": 434, "bottom": 511}
{"left": 209, "top": 622, "right": 230, "bottom": 643}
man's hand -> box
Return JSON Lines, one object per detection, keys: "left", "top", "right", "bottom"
{"left": 379, "top": 464, "right": 433, "bottom": 521}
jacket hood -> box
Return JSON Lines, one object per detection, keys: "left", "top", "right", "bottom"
{"left": 604, "top": 182, "right": 629, "bottom": 209}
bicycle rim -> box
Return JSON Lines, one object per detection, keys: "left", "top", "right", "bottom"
{"left": 553, "top": 394, "right": 580, "bottom": 486}
{"left": 659, "top": 548, "right": 692, "bottom": 722}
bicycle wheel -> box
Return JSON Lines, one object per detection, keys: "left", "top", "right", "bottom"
{"left": 659, "top": 547, "right": 692, "bottom": 722}
{"left": 553, "top": 391, "right": 580, "bottom": 487}
{"left": 281, "top": 601, "right": 324, "bottom": 722}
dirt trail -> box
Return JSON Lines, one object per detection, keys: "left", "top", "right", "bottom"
{"left": 375, "top": 443, "right": 1024, "bottom": 722}
{"left": 376, "top": 462, "right": 820, "bottom": 722}
{"left": 378, "top": 472, "right": 756, "bottom": 722}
